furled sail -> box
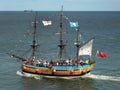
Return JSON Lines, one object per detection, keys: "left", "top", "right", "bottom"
{"left": 79, "top": 38, "right": 94, "bottom": 56}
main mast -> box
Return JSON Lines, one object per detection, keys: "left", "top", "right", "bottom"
{"left": 31, "top": 12, "right": 38, "bottom": 60}
{"left": 58, "top": 6, "right": 66, "bottom": 61}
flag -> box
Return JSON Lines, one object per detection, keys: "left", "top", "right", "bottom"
{"left": 96, "top": 50, "right": 107, "bottom": 58}
{"left": 70, "top": 22, "right": 78, "bottom": 27}
{"left": 63, "top": 15, "right": 68, "bottom": 20}
{"left": 42, "top": 21, "right": 52, "bottom": 26}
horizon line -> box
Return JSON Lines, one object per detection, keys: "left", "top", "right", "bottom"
{"left": 0, "top": 10, "right": 120, "bottom": 12}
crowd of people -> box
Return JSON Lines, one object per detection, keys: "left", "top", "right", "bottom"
{"left": 24, "top": 58, "right": 91, "bottom": 68}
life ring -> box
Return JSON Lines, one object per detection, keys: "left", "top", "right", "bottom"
{"left": 22, "top": 66, "right": 27, "bottom": 70}
{"left": 53, "top": 70, "right": 56, "bottom": 73}
{"left": 82, "top": 69, "right": 87, "bottom": 73}
{"left": 70, "top": 70, "right": 74, "bottom": 74}
{"left": 35, "top": 69, "right": 39, "bottom": 73}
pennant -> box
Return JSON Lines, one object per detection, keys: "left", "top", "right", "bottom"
{"left": 70, "top": 22, "right": 78, "bottom": 27}
{"left": 96, "top": 50, "right": 107, "bottom": 58}
{"left": 42, "top": 21, "right": 52, "bottom": 26}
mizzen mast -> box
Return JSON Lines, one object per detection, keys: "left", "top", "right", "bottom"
{"left": 76, "top": 28, "right": 81, "bottom": 62}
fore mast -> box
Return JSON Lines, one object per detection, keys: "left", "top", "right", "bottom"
{"left": 30, "top": 12, "right": 39, "bottom": 60}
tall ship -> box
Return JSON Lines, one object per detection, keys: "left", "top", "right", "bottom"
{"left": 8, "top": 8, "right": 95, "bottom": 79}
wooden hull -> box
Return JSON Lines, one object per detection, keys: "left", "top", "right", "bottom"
{"left": 21, "top": 63, "right": 94, "bottom": 77}
{"left": 20, "top": 71, "right": 91, "bottom": 79}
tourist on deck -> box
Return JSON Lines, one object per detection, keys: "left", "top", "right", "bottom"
{"left": 59, "top": 60, "right": 63, "bottom": 65}
{"left": 66, "top": 59, "right": 69, "bottom": 65}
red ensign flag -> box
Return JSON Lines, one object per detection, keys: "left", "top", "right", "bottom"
{"left": 96, "top": 50, "right": 107, "bottom": 58}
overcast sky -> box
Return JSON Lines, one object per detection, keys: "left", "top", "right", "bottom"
{"left": 0, "top": 0, "right": 120, "bottom": 11}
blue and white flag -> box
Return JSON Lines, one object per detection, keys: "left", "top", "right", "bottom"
{"left": 70, "top": 22, "right": 78, "bottom": 27}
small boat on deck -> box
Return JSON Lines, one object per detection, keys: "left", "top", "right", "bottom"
{"left": 8, "top": 7, "right": 95, "bottom": 79}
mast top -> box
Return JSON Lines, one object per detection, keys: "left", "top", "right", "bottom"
{"left": 61, "top": 5, "right": 63, "bottom": 12}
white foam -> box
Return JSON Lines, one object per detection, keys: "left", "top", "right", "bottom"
{"left": 16, "top": 70, "right": 42, "bottom": 80}
{"left": 83, "top": 73, "right": 120, "bottom": 82}
{"left": 34, "top": 76, "right": 42, "bottom": 80}
{"left": 16, "top": 71, "right": 24, "bottom": 76}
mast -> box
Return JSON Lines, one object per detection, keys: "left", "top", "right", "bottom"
{"left": 76, "top": 27, "right": 81, "bottom": 64}
{"left": 58, "top": 6, "right": 66, "bottom": 61}
{"left": 31, "top": 12, "right": 38, "bottom": 60}
{"left": 7, "top": 12, "right": 39, "bottom": 61}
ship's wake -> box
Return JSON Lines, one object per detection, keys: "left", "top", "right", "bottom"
{"left": 82, "top": 73, "right": 120, "bottom": 82}
{"left": 16, "top": 70, "right": 42, "bottom": 80}
{"left": 16, "top": 70, "right": 120, "bottom": 81}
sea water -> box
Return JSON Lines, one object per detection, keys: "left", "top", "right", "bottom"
{"left": 0, "top": 11, "right": 120, "bottom": 90}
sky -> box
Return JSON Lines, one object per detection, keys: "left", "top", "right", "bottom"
{"left": 0, "top": 0, "right": 120, "bottom": 11}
